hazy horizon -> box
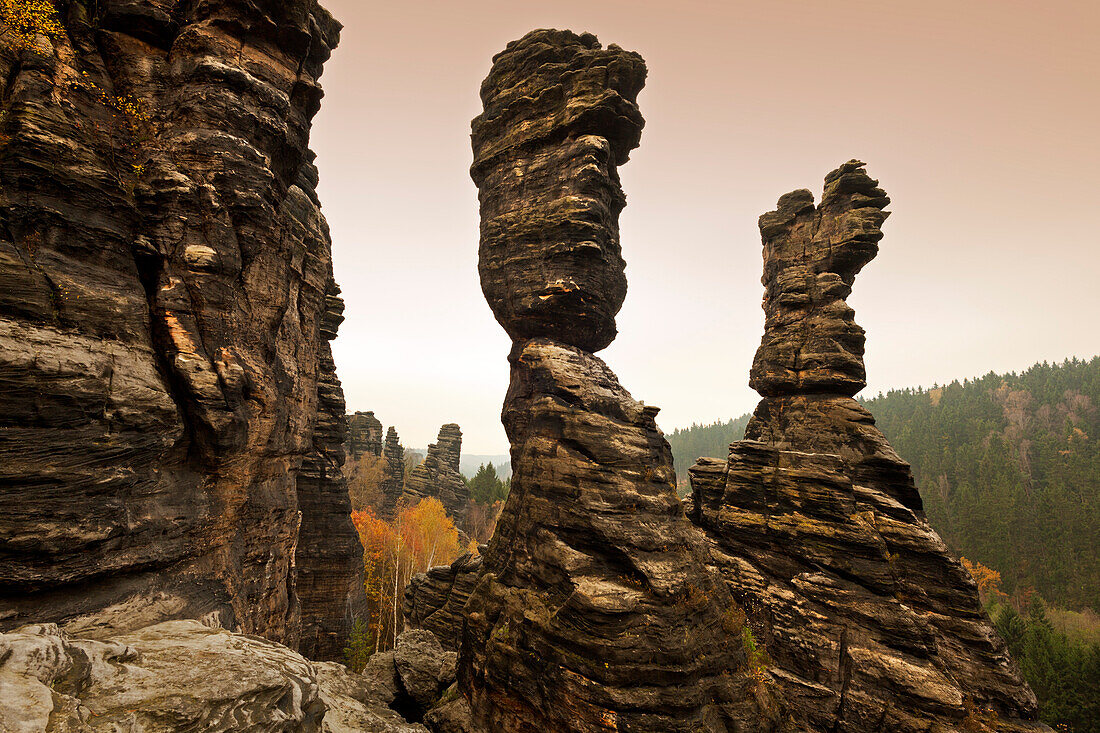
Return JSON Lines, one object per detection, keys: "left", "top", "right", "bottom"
{"left": 314, "top": 0, "right": 1099, "bottom": 454}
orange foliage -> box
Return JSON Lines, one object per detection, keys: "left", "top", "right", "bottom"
{"left": 351, "top": 497, "right": 464, "bottom": 652}
{"left": 961, "top": 557, "right": 1004, "bottom": 605}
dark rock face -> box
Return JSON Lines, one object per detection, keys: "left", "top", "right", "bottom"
{"left": 0, "top": 0, "right": 364, "bottom": 660}
{"left": 402, "top": 423, "right": 469, "bottom": 523}
{"left": 455, "top": 29, "right": 777, "bottom": 732}
{"left": 404, "top": 552, "right": 483, "bottom": 651}
{"left": 297, "top": 304, "right": 368, "bottom": 660}
{"left": 379, "top": 426, "right": 407, "bottom": 520}
{"left": 348, "top": 410, "right": 384, "bottom": 459}
{"left": 471, "top": 29, "right": 645, "bottom": 353}
{"left": 380, "top": 422, "right": 411, "bottom": 519}
{"left": 688, "top": 162, "right": 1048, "bottom": 732}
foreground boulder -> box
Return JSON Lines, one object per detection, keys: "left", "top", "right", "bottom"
{"left": 687, "top": 161, "right": 1048, "bottom": 732}
{"left": 0, "top": 620, "right": 434, "bottom": 733}
{"left": 0, "top": 0, "right": 363, "bottom": 659}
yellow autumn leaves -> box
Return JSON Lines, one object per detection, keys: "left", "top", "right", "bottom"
{"left": 0, "top": 0, "right": 63, "bottom": 51}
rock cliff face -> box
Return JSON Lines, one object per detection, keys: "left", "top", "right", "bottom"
{"left": 687, "top": 162, "right": 1047, "bottom": 731}
{"left": 455, "top": 29, "right": 776, "bottom": 732}
{"left": 402, "top": 423, "right": 468, "bottom": 524}
{"left": 404, "top": 551, "right": 483, "bottom": 652}
{"left": 0, "top": 0, "right": 364, "bottom": 660}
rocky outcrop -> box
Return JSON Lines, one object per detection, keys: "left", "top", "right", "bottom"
{"left": 402, "top": 423, "right": 468, "bottom": 524}
{"left": 0, "top": 619, "right": 431, "bottom": 733}
{"left": 348, "top": 411, "right": 385, "bottom": 459}
{"left": 687, "top": 161, "right": 1047, "bottom": 732}
{"left": 404, "top": 551, "right": 484, "bottom": 651}
{"left": 379, "top": 426, "right": 406, "bottom": 520}
{"left": 298, "top": 301, "right": 368, "bottom": 660}
{"left": 0, "top": 0, "right": 364, "bottom": 659}
{"left": 452, "top": 29, "right": 779, "bottom": 732}
{"left": 317, "top": 659, "right": 430, "bottom": 733}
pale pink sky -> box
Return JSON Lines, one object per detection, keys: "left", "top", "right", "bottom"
{"left": 313, "top": 0, "right": 1099, "bottom": 454}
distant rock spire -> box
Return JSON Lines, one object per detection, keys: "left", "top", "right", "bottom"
{"left": 401, "top": 423, "right": 468, "bottom": 523}
{"left": 378, "top": 427, "right": 405, "bottom": 520}
{"left": 346, "top": 411, "right": 383, "bottom": 459}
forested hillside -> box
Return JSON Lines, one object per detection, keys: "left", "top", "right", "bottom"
{"left": 864, "top": 356, "right": 1100, "bottom": 612}
{"left": 667, "top": 356, "right": 1100, "bottom": 612}
{"left": 666, "top": 415, "right": 751, "bottom": 487}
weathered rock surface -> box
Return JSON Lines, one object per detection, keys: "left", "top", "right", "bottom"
{"left": 687, "top": 161, "right": 1048, "bottom": 732}
{"left": 348, "top": 411, "right": 385, "bottom": 460}
{"left": 316, "top": 659, "right": 430, "bottom": 733}
{"left": 0, "top": 0, "right": 364, "bottom": 659}
{"left": 471, "top": 29, "right": 645, "bottom": 353}
{"left": 404, "top": 552, "right": 484, "bottom": 652}
{"left": 379, "top": 426, "right": 407, "bottom": 520}
{"left": 394, "top": 629, "right": 456, "bottom": 711}
{"left": 453, "top": 29, "right": 780, "bottom": 732}
{"left": 402, "top": 423, "right": 469, "bottom": 524}
{"left": 0, "top": 620, "right": 327, "bottom": 731}
{"left": 0, "top": 620, "right": 431, "bottom": 733}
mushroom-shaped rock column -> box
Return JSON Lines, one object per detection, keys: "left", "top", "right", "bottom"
{"left": 456, "top": 29, "right": 781, "bottom": 733}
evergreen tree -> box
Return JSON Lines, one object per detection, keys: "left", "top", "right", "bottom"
{"left": 469, "top": 462, "right": 509, "bottom": 505}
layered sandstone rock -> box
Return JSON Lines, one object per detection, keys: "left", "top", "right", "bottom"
{"left": 453, "top": 29, "right": 779, "bottom": 732}
{"left": 379, "top": 426, "right": 406, "bottom": 520}
{"left": 0, "top": 0, "right": 363, "bottom": 659}
{"left": 687, "top": 162, "right": 1047, "bottom": 732}
{"left": 402, "top": 423, "right": 468, "bottom": 524}
{"left": 404, "top": 551, "right": 484, "bottom": 652}
{"left": 348, "top": 411, "right": 385, "bottom": 460}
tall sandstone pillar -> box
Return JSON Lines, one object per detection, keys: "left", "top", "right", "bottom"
{"left": 457, "top": 29, "right": 779, "bottom": 732}
{"left": 688, "top": 162, "right": 1048, "bottom": 731}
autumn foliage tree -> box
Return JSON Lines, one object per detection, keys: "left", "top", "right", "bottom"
{"left": 0, "top": 0, "right": 62, "bottom": 51}
{"left": 962, "top": 557, "right": 1005, "bottom": 606}
{"left": 351, "top": 497, "right": 463, "bottom": 653}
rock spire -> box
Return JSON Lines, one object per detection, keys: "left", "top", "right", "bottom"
{"left": 687, "top": 161, "right": 1048, "bottom": 732}
{"left": 347, "top": 411, "right": 384, "bottom": 459}
{"left": 402, "top": 423, "right": 469, "bottom": 524}
{"left": 379, "top": 426, "right": 406, "bottom": 520}
{"left": 453, "top": 29, "right": 778, "bottom": 732}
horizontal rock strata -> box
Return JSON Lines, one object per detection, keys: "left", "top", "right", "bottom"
{"left": 453, "top": 29, "right": 781, "bottom": 732}
{"left": 688, "top": 161, "right": 1048, "bottom": 732}
{"left": 402, "top": 423, "right": 469, "bottom": 524}
{"left": 0, "top": 0, "right": 363, "bottom": 658}
{"left": 348, "top": 410, "right": 385, "bottom": 459}
{"left": 404, "top": 552, "right": 484, "bottom": 652}
{"left": 379, "top": 426, "right": 406, "bottom": 520}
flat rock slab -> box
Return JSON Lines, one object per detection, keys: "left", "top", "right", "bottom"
{"left": 0, "top": 620, "right": 425, "bottom": 733}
